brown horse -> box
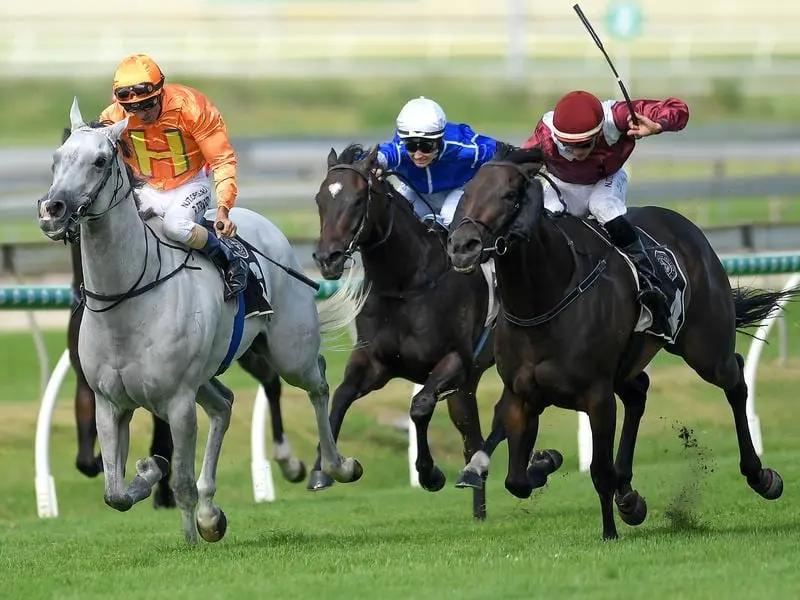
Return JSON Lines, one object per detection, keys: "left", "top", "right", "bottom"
{"left": 60, "top": 130, "right": 307, "bottom": 505}
{"left": 447, "top": 145, "right": 792, "bottom": 539}
{"left": 312, "top": 145, "right": 562, "bottom": 519}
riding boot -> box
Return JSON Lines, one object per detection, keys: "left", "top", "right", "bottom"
{"left": 604, "top": 215, "right": 671, "bottom": 333}
{"left": 200, "top": 234, "right": 248, "bottom": 300}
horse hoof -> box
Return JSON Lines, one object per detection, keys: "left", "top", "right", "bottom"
{"left": 505, "top": 479, "right": 532, "bottom": 500}
{"left": 152, "top": 455, "right": 171, "bottom": 479}
{"left": 306, "top": 470, "right": 335, "bottom": 491}
{"left": 330, "top": 457, "right": 363, "bottom": 484}
{"left": 349, "top": 458, "right": 364, "bottom": 483}
{"left": 76, "top": 455, "right": 103, "bottom": 478}
{"left": 198, "top": 509, "right": 228, "bottom": 543}
{"left": 531, "top": 449, "right": 564, "bottom": 474}
{"left": 105, "top": 493, "right": 133, "bottom": 512}
{"left": 750, "top": 468, "right": 784, "bottom": 500}
{"left": 282, "top": 460, "right": 307, "bottom": 484}
{"left": 420, "top": 466, "right": 446, "bottom": 492}
{"left": 615, "top": 490, "right": 648, "bottom": 526}
{"left": 455, "top": 469, "right": 485, "bottom": 490}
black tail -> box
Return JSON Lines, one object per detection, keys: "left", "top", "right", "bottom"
{"left": 733, "top": 286, "right": 800, "bottom": 332}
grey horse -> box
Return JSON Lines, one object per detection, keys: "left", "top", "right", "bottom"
{"left": 38, "top": 98, "right": 368, "bottom": 545}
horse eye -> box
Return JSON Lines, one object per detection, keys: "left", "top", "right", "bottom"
{"left": 94, "top": 157, "right": 107, "bottom": 168}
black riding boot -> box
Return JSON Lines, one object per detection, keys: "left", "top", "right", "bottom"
{"left": 200, "top": 234, "right": 248, "bottom": 301}
{"left": 604, "top": 215, "right": 671, "bottom": 332}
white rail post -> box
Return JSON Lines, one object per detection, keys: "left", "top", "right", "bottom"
{"left": 34, "top": 349, "right": 72, "bottom": 518}
{"left": 743, "top": 273, "right": 800, "bottom": 456}
{"left": 250, "top": 385, "right": 276, "bottom": 503}
{"left": 408, "top": 383, "right": 423, "bottom": 488}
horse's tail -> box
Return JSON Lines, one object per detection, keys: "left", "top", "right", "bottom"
{"left": 316, "top": 265, "right": 370, "bottom": 335}
{"left": 732, "top": 286, "right": 799, "bottom": 332}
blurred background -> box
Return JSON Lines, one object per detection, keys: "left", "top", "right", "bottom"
{"left": 1, "top": 0, "right": 800, "bottom": 537}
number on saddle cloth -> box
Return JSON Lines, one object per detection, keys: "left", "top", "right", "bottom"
{"left": 632, "top": 228, "right": 689, "bottom": 343}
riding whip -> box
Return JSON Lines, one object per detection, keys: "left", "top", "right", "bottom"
{"left": 572, "top": 3, "right": 639, "bottom": 126}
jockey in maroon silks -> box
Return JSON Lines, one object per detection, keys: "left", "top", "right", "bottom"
{"left": 522, "top": 89, "right": 690, "bottom": 331}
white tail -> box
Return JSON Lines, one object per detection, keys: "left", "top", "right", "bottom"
{"left": 316, "top": 265, "right": 370, "bottom": 340}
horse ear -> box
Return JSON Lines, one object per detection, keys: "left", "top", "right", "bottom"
{"left": 361, "top": 147, "right": 379, "bottom": 169}
{"left": 107, "top": 117, "right": 130, "bottom": 144}
{"left": 69, "top": 97, "right": 86, "bottom": 132}
{"left": 327, "top": 147, "right": 338, "bottom": 169}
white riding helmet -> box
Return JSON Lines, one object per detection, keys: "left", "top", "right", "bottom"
{"left": 396, "top": 97, "right": 447, "bottom": 139}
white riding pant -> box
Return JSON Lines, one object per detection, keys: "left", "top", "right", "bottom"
{"left": 543, "top": 169, "right": 628, "bottom": 225}
{"left": 136, "top": 170, "right": 212, "bottom": 243}
{"left": 391, "top": 179, "right": 464, "bottom": 227}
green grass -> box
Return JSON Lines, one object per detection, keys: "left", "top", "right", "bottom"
{"left": 5, "top": 76, "right": 800, "bottom": 145}
{"left": 1, "top": 304, "right": 800, "bottom": 598}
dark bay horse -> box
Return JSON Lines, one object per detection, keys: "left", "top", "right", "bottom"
{"left": 60, "top": 129, "right": 308, "bottom": 504}
{"left": 312, "top": 144, "right": 562, "bottom": 519}
{"left": 447, "top": 145, "right": 792, "bottom": 539}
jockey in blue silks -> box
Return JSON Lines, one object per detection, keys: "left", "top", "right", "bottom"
{"left": 376, "top": 97, "right": 498, "bottom": 227}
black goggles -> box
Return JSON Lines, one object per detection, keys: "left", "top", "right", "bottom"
{"left": 404, "top": 139, "right": 438, "bottom": 154}
{"left": 563, "top": 136, "right": 597, "bottom": 150}
{"left": 114, "top": 77, "right": 164, "bottom": 102}
{"left": 120, "top": 95, "right": 160, "bottom": 113}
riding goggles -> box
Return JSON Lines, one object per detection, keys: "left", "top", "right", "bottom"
{"left": 114, "top": 77, "right": 164, "bottom": 102}
{"left": 120, "top": 95, "right": 160, "bottom": 113}
{"left": 404, "top": 139, "right": 438, "bottom": 154}
{"left": 561, "top": 135, "right": 597, "bottom": 150}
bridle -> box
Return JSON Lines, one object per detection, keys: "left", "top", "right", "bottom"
{"left": 49, "top": 130, "right": 195, "bottom": 312}
{"left": 453, "top": 160, "right": 554, "bottom": 257}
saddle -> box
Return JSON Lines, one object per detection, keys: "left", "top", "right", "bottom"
{"left": 202, "top": 220, "right": 272, "bottom": 319}
{"left": 579, "top": 218, "right": 688, "bottom": 344}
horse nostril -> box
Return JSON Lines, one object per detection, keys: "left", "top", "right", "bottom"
{"left": 314, "top": 250, "right": 343, "bottom": 268}
{"left": 45, "top": 200, "right": 66, "bottom": 218}
{"left": 464, "top": 238, "right": 481, "bottom": 254}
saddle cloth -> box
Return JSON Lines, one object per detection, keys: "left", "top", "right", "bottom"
{"left": 623, "top": 227, "right": 689, "bottom": 344}
{"left": 581, "top": 219, "right": 689, "bottom": 344}
{"left": 202, "top": 220, "right": 272, "bottom": 319}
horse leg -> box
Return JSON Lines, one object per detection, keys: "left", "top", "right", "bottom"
{"left": 238, "top": 344, "right": 306, "bottom": 484}
{"left": 503, "top": 387, "right": 540, "bottom": 500}
{"left": 585, "top": 385, "right": 620, "bottom": 540}
{"left": 409, "top": 351, "right": 468, "bottom": 492}
{"left": 150, "top": 416, "right": 175, "bottom": 509}
{"left": 307, "top": 350, "right": 388, "bottom": 491}
{"left": 725, "top": 354, "right": 782, "bottom": 498}
{"left": 305, "top": 355, "right": 363, "bottom": 484}
{"left": 95, "top": 394, "right": 133, "bottom": 511}
{"left": 444, "top": 377, "right": 488, "bottom": 520}
{"left": 166, "top": 392, "right": 201, "bottom": 545}
{"left": 70, "top": 306, "right": 103, "bottom": 478}
{"left": 679, "top": 331, "right": 783, "bottom": 500}
{"left": 458, "top": 394, "right": 506, "bottom": 489}
{"left": 194, "top": 380, "right": 233, "bottom": 543}
{"left": 612, "top": 371, "right": 649, "bottom": 526}
{"left": 74, "top": 376, "right": 102, "bottom": 477}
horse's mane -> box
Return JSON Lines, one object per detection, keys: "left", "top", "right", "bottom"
{"left": 64, "top": 121, "right": 145, "bottom": 191}
{"left": 336, "top": 143, "right": 367, "bottom": 165}
{"left": 492, "top": 143, "right": 547, "bottom": 167}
